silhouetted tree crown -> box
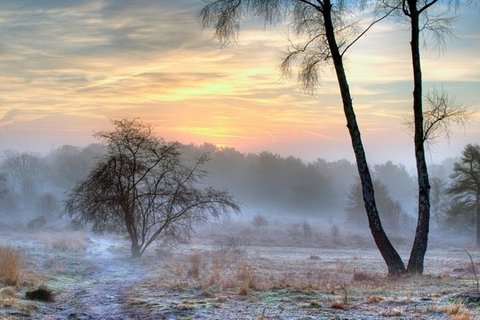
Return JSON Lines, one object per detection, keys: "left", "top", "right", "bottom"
{"left": 64, "top": 119, "right": 239, "bottom": 257}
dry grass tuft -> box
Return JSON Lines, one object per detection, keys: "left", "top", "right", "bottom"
{"left": 175, "top": 300, "right": 196, "bottom": 310}
{"left": 448, "top": 312, "right": 472, "bottom": 320}
{"left": 238, "top": 283, "right": 249, "bottom": 296}
{"left": 0, "top": 246, "right": 22, "bottom": 286}
{"left": 381, "top": 307, "right": 404, "bottom": 317}
{"left": 41, "top": 232, "right": 87, "bottom": 252}
{"left": 429, "top": 304, "right": 460, "bottom": 314}
{"left": 0, "top": 286, "right": 16, "bottom": 297}
{"left": 205, "top": 256, "right": 223, "bottom": 288}
{"left": 366, "top": 295, "right": 383, "bottom": 303}
{"left": 445, "top": 304, "right": 463, "bottom": 315}
{"left": 236, "top": 263, "right": 257, "bottom": 291}
{"left": 236, "top": 263, "right": 258, "bottom": 296}
{"left": 330, "top": 301, "right": 348, "bottom": 310}
{"left": 428, "top": 304, "right": 472, "bottom": 320}
{"left": 173, "top": 263, "right": 183, "bottom": 277}
{"left": 353, "top": 270, "right": 377, "bottom": 282}
{"left": 0, "top": 286, "right": 17, "bottom": 307}
{"left": 188, "top": 253, "right": 201, "bottom": 278}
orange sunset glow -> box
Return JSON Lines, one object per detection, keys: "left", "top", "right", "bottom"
{"left": 0, "top": 1, "right": 479, "bottom": 167}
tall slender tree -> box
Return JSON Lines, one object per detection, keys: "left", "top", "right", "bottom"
{"left": 385, "top": 0, "right": 476, "bottom": 273}
{"left": 201, "top": 0, "right": 406, "bottom": 275}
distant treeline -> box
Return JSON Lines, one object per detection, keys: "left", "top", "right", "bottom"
{"left": 0, "top": 143, "right": 456, "bottom": 230}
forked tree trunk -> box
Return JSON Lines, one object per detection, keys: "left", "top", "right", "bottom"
{"left": 406, "top": 1, "right": 431, "bottom": 275}
{"left": 131, "top": 241, "right": 142, "bottom": 258}
{"left": 124, "top": 207, "right": 142, "bottom": 258}
{"left": 322, "top": 0, "right": 406, "bottom": 276}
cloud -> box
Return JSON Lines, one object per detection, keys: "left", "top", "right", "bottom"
{"left": 0, "top": 0, "right": 478, "bottom": 165}
{"left": 0, "top": 109, "right": 18, "bottom": 125}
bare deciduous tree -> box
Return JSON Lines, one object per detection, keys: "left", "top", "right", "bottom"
{"left": 251, "top": 214, "right": 268, "bottom": 231}
{"left": 0, "top": 151, "right": 46, "bottom": 197}
{"left": 302, "top": 220, "right": 312, "bottom": 241}
{"left": 64, "top": 119, "right": 239, "bottom": 258}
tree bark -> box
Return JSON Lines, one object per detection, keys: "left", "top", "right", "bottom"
{"left": 124, "top": 205, "right": 142, "bottom": 258}
{"left": 322, "top": 0, "right": 405, "bottom": 276}
{"left": 476, "top": 191, "right": 480, "bottom": 247}
{"left": 406, "top": 1, "right": 431, "bottom": 275}
{"left": 131, "top": 241, "right": 141, "bottom": 258}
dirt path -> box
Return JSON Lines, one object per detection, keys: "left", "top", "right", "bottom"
{"left": 32, "top": 236, "right": 149, "bottom": 320}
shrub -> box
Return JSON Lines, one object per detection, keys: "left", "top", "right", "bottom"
{"left": 214, "top": 235, "right": 248, "bottom": 256}
{"left": 251, "top": 214, "right": 268, "bottom": 231}
{"left": 27, "top": 216, "right": 47, "bottom": 230}
{"left": 0, "top": 246, "right": 22, "bottom": 286}
{"left": 25, "top": 286, "right": 54, "bottom": 302}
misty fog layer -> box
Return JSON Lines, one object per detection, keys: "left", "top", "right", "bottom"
{"left": 0, "top": 142, "right": 468, "bottom": 244}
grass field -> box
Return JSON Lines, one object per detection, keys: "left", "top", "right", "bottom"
{"left": 0, "top": 222, "right": 479, "bottom": 319}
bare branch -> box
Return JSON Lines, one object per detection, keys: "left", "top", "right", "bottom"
{"left": 404, "top": 88, "right": 476, "bottom": 144}
{"left": 64, "top": 119, "right": 239, "bottom": 257}
{"left": 341, "top": 4, "right": 399, "bottom": 56}
{"left": 418, "top": 0, "right": 439, "bottom": 14}
{"left": 298, "top": 0, "right": 324, "bottom": 12}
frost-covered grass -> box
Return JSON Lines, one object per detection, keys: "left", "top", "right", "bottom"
{"left": 126, "top": 246, "right": 480, "bottom": 319}
{"left": 125, "top": 222, "right": 480, "bottom": 319}
{"left": 39, "top": 231, "right": 87, "bottom": 252}
{"left": 1, "top": 225, "right": 480, "bottom": 319}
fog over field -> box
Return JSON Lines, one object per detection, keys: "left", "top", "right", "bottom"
{"left": 1, "top": 0, "right": 480, "bottom": 319}
{"left": 0, "top": 140, "right": 480, "bottom": 319}
{"left": 0, "top": 142, "right": 465, "bottom": 239}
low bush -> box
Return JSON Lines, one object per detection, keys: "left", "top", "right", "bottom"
{"left": 25, "top": 286, "right": 54, "bottom": 302}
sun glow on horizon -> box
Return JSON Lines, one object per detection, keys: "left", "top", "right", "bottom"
{"left": 0, "top": 1, "right": 478, "bottom": 167}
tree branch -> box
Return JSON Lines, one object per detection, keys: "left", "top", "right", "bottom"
{"left": 298, "top": 0, "right": 323, "bottom": 12}
{"left": 341, "top": 4, "right": 399, "bottom": 57}
{"left": 418, "top": 0, "right": 439, "bottom": 14}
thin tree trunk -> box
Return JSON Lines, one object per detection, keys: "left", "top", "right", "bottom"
{"left": 476, "top": 191, "right": 480, "bottom": 247}
{"left": 322, "top": 0, "right": 405, "bottom": 276}
{"left": 406, "top": 1, "right": 431, "bottom": 275}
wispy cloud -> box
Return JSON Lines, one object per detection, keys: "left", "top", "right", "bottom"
{"left": 0, "top": 1, "right": 478, "bottom": 164}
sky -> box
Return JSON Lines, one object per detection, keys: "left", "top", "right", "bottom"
{"left": 0, "top": 0, "right": 479, "bottom": 169}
